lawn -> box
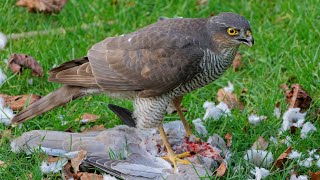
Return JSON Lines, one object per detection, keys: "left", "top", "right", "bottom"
{"left": 0, "top": 0, "right": 319, "bottom": 179}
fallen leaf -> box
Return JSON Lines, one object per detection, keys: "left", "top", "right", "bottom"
{"left": 310, "top": 171, "right": 320, "bottom": 180}
{"left": 80, "top": 172, "right": 103, "bottom": 180}
{"left": 71, "top": 150, "right": 87, "bottom": 173}
{"left": 232, "top": 52, "right": 242, "bottom": 72}
{"left": 27, "top": 173, "right": 32, "bottom": 180}
{"left": 80, "top": 124, "right": 105, "bottom": 132}
{"left": 217, "top": 88, "right": 244, "bottom": 110}
{"left": 225, "top": 133, "right": 232, "bottom": 148}
{"left": 275, "top": 146, "right": 292, "bottom": 168}
{"left": 212, "top": 161, "right": 227, "bottom": 177}
{"left": 0, "top": 160, "right": 5, "bottom": 167}
{"left": 8, "top": 53, "right": 43, "bottom": 76}
{"left": 0, "top": 129, "right": 12, "bottom": 145}
{"left": 62, "top": 162, "right": 74, "bottom": 180}
{"left": 280, "top": 84, "right": 312, "bottom": 112}
{"left": 16, "top": 0, "right": 67, "bottom": 13}
{"left": 47, "top": 156, "right": 60, "bottom": 163}
{"left": 196, "top": 0, "right": 207, "bottom": 6}
{"left": 0, "top": 94, "right": 41, "bottom": 110}
{"left": 79, "top": 113, "right": 100, "bottom": 123}
{"left": 251, "top": 136, "right": 269, "bottom": 150}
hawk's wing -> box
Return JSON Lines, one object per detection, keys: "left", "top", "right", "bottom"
{"left": 88, "top": 29, "right": 205, "bottom": 97}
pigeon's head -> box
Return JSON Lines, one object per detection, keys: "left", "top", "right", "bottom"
{"left": 208, "top": 12, "right": 254, "bottom": 48}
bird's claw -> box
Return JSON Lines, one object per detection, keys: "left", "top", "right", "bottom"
{"left": 162, "top": 151, "right": 191, "bottom": 170}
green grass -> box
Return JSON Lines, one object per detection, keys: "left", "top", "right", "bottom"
{"left": 0, "top": 0, "right": 319, "bottom": 179}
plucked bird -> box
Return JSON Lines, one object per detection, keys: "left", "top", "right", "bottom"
{"left": 11, "top": 12, "right": 254, "bottom": 169}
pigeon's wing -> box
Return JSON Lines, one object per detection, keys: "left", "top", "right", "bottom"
{"left": 88, "top": 21, "right": 206, "bottom": 97}
{"left": 85, "top": 156, "right": 125, "bottom": 179}
{"left": 85, "top": 153, "right": 171, "bottom": 180}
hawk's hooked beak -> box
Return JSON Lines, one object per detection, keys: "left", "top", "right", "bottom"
{"left": 243, "top": 35, "right": 254, "bottom": 47}
{"left": 237, "top": 35, "right": 254, "bottom": 47}
{"left": 237, "top": 31, "right": 254, "bottom": 47}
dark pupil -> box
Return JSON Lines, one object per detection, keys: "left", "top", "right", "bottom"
{"left": 230, "top": 29, "right": 234, "bottom": 33}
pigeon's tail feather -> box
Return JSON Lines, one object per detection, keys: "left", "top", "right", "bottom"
{"left": 11, "top": 85, "right": 85, "bottom": 124}
{"left": 108, "top": 104, "right": 136, "bottom": 127}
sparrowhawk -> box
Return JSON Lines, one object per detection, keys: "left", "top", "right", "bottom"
{"left": 12, "top": 12, "right": 254, "bottom": 169}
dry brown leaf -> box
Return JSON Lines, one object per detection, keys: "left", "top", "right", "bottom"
{"left": 0, "top": 129, "right": 12, "bottom": 145}
{"left": 212, "top": 161, "right": 227, "bottom": 177}
{"left": 232, "top": 52, "right": 242, "bottom": 72}
{"left": 71, "top": 150, "right": 87, "bottom": 173}
{"left": 80, "top": 113, "right": 100, "bottom": 122}
{"left": 280, "top": 84, "right": 312, "bottom": 112}
{"left": 0, "top": 94, "right": 41, "bottom": 110}
{"left": 81, "top": 124, "right": 105, "bottom": 132}
{"left": 217, "top": 88, "right": 244, "bottom": 110}
{"left": 275, "top": 146, "right": 292, "bottom": 169}
{"left": 47, "top": 156, "right": 60, "bottom": 163}
{"left": 310, "top": 171, "right": 320, "bottom": 180}
{"left": 0, "top": 160, "right": 5, "bottom": 167}
{"left": 225, "top": 133, "right": 232, "bottom": 148}
{"left": 80, "top": 172, "right": 103, "bottom": 180}
{"left": 27, "top": 173, "right": 33, "bottom": 180}
{"left": 8, "top": 53, "right": 43, "bottom": 76}
{"left": 251, "top": 136, "right": 269, "bottom": 150}
{"left": 196, "top": 0, "right": 207, "bottom": 6}
{"left": 62, "top": 162, "right": 74, "bottom": 180}
{"left": 16, "top": 0, "right": 67, "bottom": 13}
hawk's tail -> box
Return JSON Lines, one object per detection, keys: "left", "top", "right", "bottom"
{"left": 11, "top": 85, "right": 84, "bottom": 124}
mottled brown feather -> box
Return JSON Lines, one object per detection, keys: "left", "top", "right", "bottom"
{"left": 48, "top": 57, "right": 98, "bottom": 87}
{"left": 88, "top": 18, "right": 209, "bottom": 97}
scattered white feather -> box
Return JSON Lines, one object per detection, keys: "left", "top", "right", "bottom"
{"left": 282, "top": 136, "right": 291, "bottom": 147}
{"left": 192, "top": 118, "right": 208, "bottom": 136}
{"left": 289, "top": 150, "right": 302, "bottom": 159}
{"left": 223, "top": 81, "right": 234, "bottom": 93}
{"left": 269, "top": 136, "right": 278, "bottom": 145}
{"left": 298, "top": 157, "right": 313, "bottom": 168}
{"left": 0, "top": 67, "right": 7, "bottom": 84}
{"left": 40, "top": 158, "right": 68, "bottom": 174}
{"left": 300, "top": 122, "right": 317, "bottom": 139}
{"left": 248, "top": 114, "right": 267, "bottom": 125}
{"left": 250, "top": 166, "right": 270, "bottom": 180}
{"left": 292, "top": 119, "right": 305, "bottom": 128}
{"left": 317, "top": 159, "right": 320, "bottom": 168}
{"left": 274, "top": 107, "right": 281, "bottom": 119}
{"left": 0, "top": 32, "right": 7, "bottom": 49}
{"left": 244, "top": 150, "right": 274, "bottom": 168}
{"left": 103, "top": 174, "right": 117, "bottom": 180}
{"left": 290, "top": 174, "right": 308, "bottom": 180}
{"left": 280, "top": 108, "right": 306, "bottom": 133}
{"left": 27, "top": 78, "right": 33, "bottom": 85}
{"left": 308, "top": 149, "right": 317, "bottom": 157}
{"left": 203, "top": 101, "right": 231, "bottom": 121}
{"left": 3, "top": 59, "right": 8, "bottom": 66}
{"left": 0, "top": 97, "right": 14, "bottom": 126}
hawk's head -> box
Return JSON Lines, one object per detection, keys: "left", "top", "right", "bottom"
{"left": 208, "top": 12, "right": 254, "bottom": 48}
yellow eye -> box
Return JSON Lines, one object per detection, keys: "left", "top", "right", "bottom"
{"left": 227, "top": 28, "right": 239, "bottom": 36}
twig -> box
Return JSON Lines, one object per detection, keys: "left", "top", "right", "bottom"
{"left": 7, "top": 21, "right": 104, "bottom": 40}
{"left": 289, "top": 84, "right": 300, "bottom": 109}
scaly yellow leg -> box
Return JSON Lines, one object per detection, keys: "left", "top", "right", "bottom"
{"left": 158, "top": 125, "right": 190, "bottom": 170}
{"left": 173, "top": 96, "right": 191, "bottom": 137}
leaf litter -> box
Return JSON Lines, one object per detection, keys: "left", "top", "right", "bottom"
{"left": 8, "top": 53, "right": 43, "bottom": 76}
{"left": 16, "top": 0, "right": 68, "bottom": 13}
